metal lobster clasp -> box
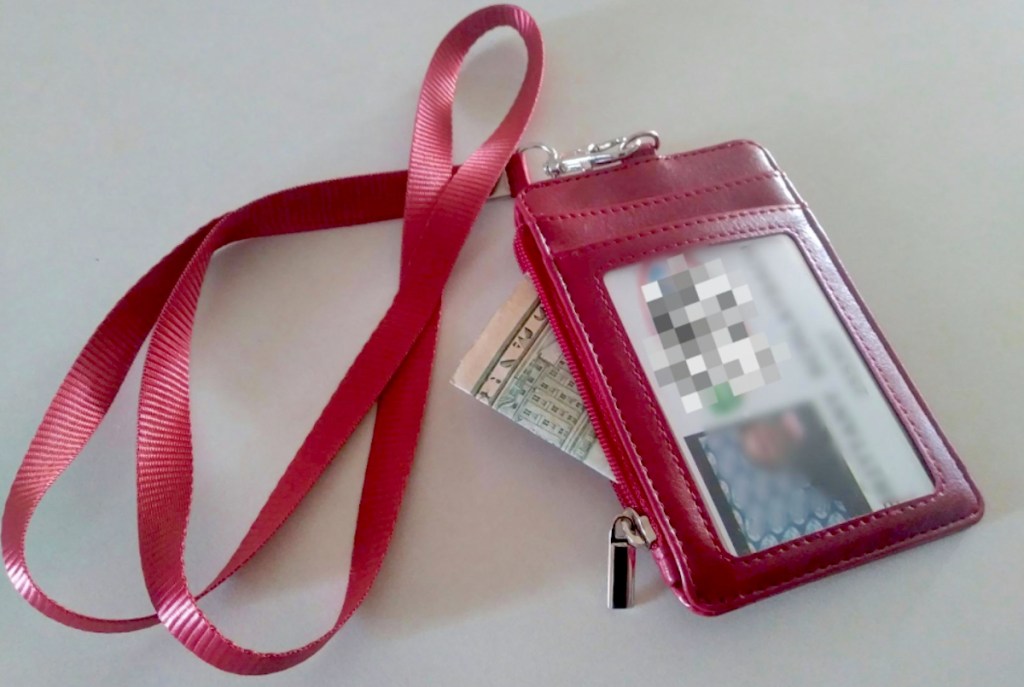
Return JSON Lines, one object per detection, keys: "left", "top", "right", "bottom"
{"left": 522, "top": 131, "right": 660, "bottom": 179}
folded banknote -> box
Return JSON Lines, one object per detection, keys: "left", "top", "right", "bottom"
{"left": 451, "top": 280, "right": 613, "bottom": 480}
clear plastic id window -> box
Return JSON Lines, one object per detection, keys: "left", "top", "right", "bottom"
{"left": 603, "top": 234, "right": 934, "bottom": 556}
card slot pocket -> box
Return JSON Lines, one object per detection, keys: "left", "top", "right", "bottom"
{"left": 531, "top": 169, "right": 790, "bottom": 221}
{"left": 530, "top": 170, "right": 797, "bottom": 254}
{"left": 522, "top": 139, "right": 781, "bottom": 217}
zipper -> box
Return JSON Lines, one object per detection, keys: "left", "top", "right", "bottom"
{"left": 513, "top": 226, "right": 668, "bottom": 605}
{"left": 512, "top": 230, "right": 646, "bottom": 509}
{"left": 608, "top": 508, "right": 656, "bottom": 608}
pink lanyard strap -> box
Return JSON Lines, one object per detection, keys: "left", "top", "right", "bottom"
{"left": 3, "top": 4, "right": 543, "bottom": 675}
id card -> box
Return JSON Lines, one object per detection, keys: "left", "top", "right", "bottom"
{"left": 604, "top": 233, "right": 933, "bottom": 556}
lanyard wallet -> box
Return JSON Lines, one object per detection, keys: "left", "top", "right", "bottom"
{"left": 3, "top": 4, "right": 982, "bottom": 675}
{"left": 510, "top": 137, "right": 982, "bottom": 612}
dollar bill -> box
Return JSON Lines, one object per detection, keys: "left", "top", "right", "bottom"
{"left": 452, "top": 279, "right": 613, "bottom": 480}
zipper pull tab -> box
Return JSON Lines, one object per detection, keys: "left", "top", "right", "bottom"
{"left": 607, "top": 508, "right": 656, "bottom": 609}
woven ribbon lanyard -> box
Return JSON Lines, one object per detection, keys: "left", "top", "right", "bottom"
{"left": 3, "top": 4, "right": 543, "bottom": 674}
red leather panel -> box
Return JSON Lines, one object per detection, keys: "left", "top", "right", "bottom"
{"left": 514, "top": 140, "right": 983, "bottom": 614}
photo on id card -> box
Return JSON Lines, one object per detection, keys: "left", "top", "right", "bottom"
{"left": 603, "top": 233, "right": 934, "bottom": 556}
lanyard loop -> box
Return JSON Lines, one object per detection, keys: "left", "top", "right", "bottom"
{"left": 2, "top": 4, "right": 543, "bottom": 674}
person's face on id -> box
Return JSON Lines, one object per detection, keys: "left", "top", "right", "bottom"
{"left": 739, "top": 411, "right": 806, "bottom": 468}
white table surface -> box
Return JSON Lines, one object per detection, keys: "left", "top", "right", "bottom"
{"left": 2, "top": 2, "right": 1022, "bottom": 685}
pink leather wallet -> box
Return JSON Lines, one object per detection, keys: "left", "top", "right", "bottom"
{"left": 512, "top": 139, "right": 984, "bottom": 614}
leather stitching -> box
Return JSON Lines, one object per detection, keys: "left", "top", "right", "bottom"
{"left": 567, "top": 207, "right": 800, "bottom": 256}
{"left": 533, "top": 171, "right": 781, "bottom": 222}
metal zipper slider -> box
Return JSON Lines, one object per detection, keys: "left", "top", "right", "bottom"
{"left": 607, "top": 508, "right": 656, "bottom": 609}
